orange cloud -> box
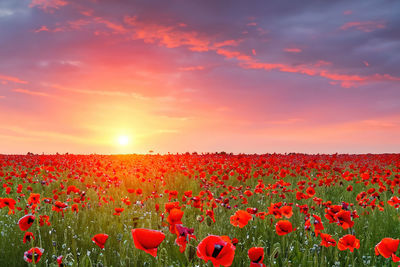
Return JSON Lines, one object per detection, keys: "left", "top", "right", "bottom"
{"left": 124, "top": 16, "right": 212, "bottom": 52}
{"left": 179, "top": 66, "right": 205, "bottom": 71}
{"left": 340, "top": 21, "right": 386, "bottom": 32}
{"left": 241, "top": 60, "right": 400, "bottom": 87}
{"left": 13, "top": 88, "right": 50, "bottom": 97}
{"left": 214, "top": 39, "right": 241, "bottom": 48}
{"left": 0, "top": 74, "right": 28, "bottom": 84}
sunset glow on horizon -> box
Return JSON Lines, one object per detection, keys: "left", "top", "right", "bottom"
{"left": 0, "top": 0, "right": 399, "bottom": 154}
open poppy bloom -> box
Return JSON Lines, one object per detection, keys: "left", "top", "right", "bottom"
{"left": 248, "top": 247, "right": 266, "bottom": 267}
{"left": 320, "top": 233, "right": 336, "bottom": 247}
{"left": 267, "top": 202, "right": 283, "bottom": 219}
{"left": 131, "top": 228, "right": 165, "bottom": 257}
{"left": 275, "top": 220, "right": 295, "bottom": 236}
{"left": 325, "top": 205, "right": 342, "bottom": 223}
{"left": 92, "top": 233, "right": 108, "bottom": 249}
{"left": 71, "top": 203, "right": 79, "bottom": 213}
{"left": 335, "top": 210, "right": 354, "bottom": 229}
{"left": 375, "top": 238, "right": 400, "bottom": 262}
{"left": 0, "top": 198, "right": 17, "bottom": 214}
{"left": 113, "top": 207, "right": 124, "bottom": 216}
{"left": 18, "top": 214, "right": 35, "bottom": 231}
{"left": 230, "top": 210, "right": 252, "bottom": 228}
{"left": 24, "top": 247, "right": 44, "bottom": 263}
{"left": 197, "top": 235, "right": 236, "bottom": 267}
{"left": 280, "top": 206, "right": 293, "bottom": 219}
{"left": 23, "top": 232, "right": 35, "bottom": 244}
{"left": 338, "top": 234, "right": 360, "bottom": 252}
{"left": 167, "top": 208, "right": 184, "bottom": 233}
{"left": 306, "top": 187, "right": 316, "bottom": 196}
{"left": 27, "top": 193, "right": 41, "bottom": 205}
{"left": 174, "top": 224, "right": 196, "bottom": 253}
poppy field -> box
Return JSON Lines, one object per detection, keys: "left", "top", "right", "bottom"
{"left": 1, "top": 153, "right": 400, "bottom": 266}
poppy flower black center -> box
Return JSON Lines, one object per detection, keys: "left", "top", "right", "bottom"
{"left": 28, "top": 217, "right": 35, "bottom": 224}
{"left": 212, "top": 244, "right": 224, "bottom": 257}
{"left": 26, "top": 252, "right": 39, "bottom": 260}
{"left": 253, "top": 256, "right": 262, "bottom": 263}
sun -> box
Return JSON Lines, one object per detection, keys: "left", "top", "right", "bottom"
{"left": 117, "top": 135, "right": 130, "bottom": 146}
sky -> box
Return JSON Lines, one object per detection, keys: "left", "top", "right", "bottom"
{"left": 0, "top": 0, "right": 400, "bottom": 154}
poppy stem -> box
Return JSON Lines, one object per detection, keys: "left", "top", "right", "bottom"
{"left": 36, "top": 214, "right": 43, "bottom": 248}
{"left": 103, "top": 250, "right": 107, "bottom": 266}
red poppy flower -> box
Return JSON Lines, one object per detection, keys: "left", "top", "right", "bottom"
{"left": 23, "top": 232, "right": 35, "bottom": 244}
{"left": 0, "top": 198, "right": 17, "bottom": 214}
{"left": 113, "top": 207, "right": 124, "bottom": 216}
{"left": 268, "top": 202, "right": 283, "bottom": 219}
{"left": 175, "top": 224, "right": 196, "bottom": 253}
{"left": 305, "top": 214, "right": 324, "bottom": 236}
{"left": 375, "top": 238, "right": 400, "bottom": 262}
{"left": 320, "top": 233, "right": 336, "bottom": 247}
{"left": 71, "top": 204, "right": 79, "bottom": 213}
{"left": 52, "top": 201, "right": 68, "bottom": 215}
{"left": 57, "top": 255, "right": 63, "bottom": 267}
{"left": 24, "top": 247, "right": 44, "bottom": 263}
{"left": 28, "top": 193, "right": 41, "bottom": 205}
{"left": 197, "top": 235, "right": 236, "bottom": 267}
{"left": 167, "top": 208, "right": 184, "bottom": 233}
{"left": 388, "top": 196, "right": 400, "bottom": 208}
{"left": 92, "top": 234, "right": 108, "bottom": 249}
{"left": 306, "top": 187, "right": 316, "bottom": 196}
{"left": 248, "top": 247, "right": 266, "bottom": 267}
{"left": 206, "top": 210, "right": 216, "bottom": 223}
{"left": 280, "top": 206, "right": 293, "bottom": 219}
{"left": 335, "top": 210, "right": 354, "bottom": 229}
{"left": 18, "top": 214, "right": 35, "bottom": 231}
{"left": 338, "top": 234, "right": 360, "bottom": 252}
{"left": 230, "top": 210, "right": 252, "bottom": 228}
{"left": 39, "top": 215, "right": 51, "bottom": 226}
{"left": 325, "top": 205, "right": 342, "bottom": 223}
{"left": 275, "top": 220, "right": 295, "bottom": 236}
{"left": 131, "top": 228, "right": 165, "bottom": 257}
{"left": 165, "top": 202, "right": 181, "bottom": 213}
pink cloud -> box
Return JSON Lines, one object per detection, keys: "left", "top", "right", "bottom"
{"left": 246, "top": 22, "right": 257, "bottom": 26}
{"left": 13, "top": 88, "right": 50, "bottom": 97}
{"left": 29, "top": 0, "right": 68, "bottom": 13}
{"left": 284, "top": 48, "right": 302, "bottom": 53}
{"left": 179, "top": 66, "right": 205, "bottom": 71}
{"left": 343, "top": 10, "right": 352, "bottom": 15}
{"left": 34, "top": 25, "right": 50, "bottom": 33}
{"left": 124, "top": 16, "right": 212, "bottom": 52}
{"left": 32, "top": 10, "right": 397, "bottom": 89}
{"left": 241, "top": 60, "right": 400, "bottom": 88}
{"left": 340, "top": 21, "right": 386, "bottom": 32}
{"left": 214, "top": 39, "right": 241, "bottom": 48}
{"left": 93, "top": 17, "right": 127, "bottom": 34}
{"left": 216, "top": 49, "right": 252, "bottom": 61}
{"left": 0, "top": 74, "right": 28, "bottom": 84}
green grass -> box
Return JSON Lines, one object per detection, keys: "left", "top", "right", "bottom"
{"left": 1, "top": 154, "right": 400, "bottom": 266}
